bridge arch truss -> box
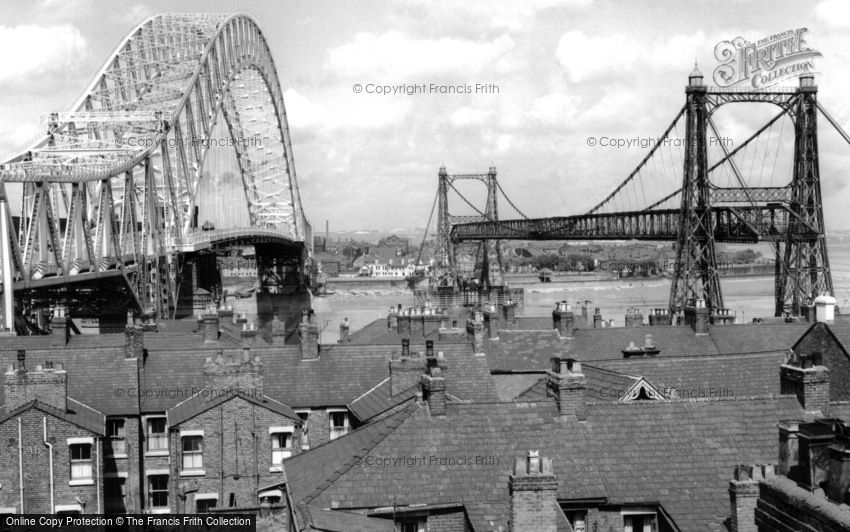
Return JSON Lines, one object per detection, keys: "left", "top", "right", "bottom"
{"left": 0, "top": 13, "right": 311, "bottom": 323}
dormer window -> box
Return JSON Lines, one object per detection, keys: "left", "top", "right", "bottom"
{"left": 623, "top": 510, "right": 657, "bottom": 532}
{"left": 328, "top": 410, "right": 350, "bottom": 440}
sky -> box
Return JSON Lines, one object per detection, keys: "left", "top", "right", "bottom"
{"left": 1, "top": 0, "right": 850, "bottom": 232}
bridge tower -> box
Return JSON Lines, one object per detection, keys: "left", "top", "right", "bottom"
{"left": 434, "top": 166, "right": 504, "bottom": 289}
{"left": 775, "top": 74, "right": 834, "bottom": 316}
{"left": 669, "top": 66, "right": 724, "bottom": 319}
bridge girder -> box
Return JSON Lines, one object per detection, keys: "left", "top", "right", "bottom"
{"left": 0, "top": 13, "right": 311, "bottom": 325}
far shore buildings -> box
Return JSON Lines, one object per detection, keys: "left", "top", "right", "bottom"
{"left": 1, "top": 295, "right": 849, "bottom": 530}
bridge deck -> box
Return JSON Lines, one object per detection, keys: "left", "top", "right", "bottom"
{"left": 450, "top": 206, "right": 819, "bottom": 243}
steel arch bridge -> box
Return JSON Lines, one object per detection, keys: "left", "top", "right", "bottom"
{"left": 0, "top": 13, "right": 311, "bottom": 329}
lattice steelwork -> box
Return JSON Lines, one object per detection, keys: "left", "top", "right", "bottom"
{"left": 0, "top": 13, "right": 310, "bottom": 325}
{"left": 451, "top": 71, "right": 846, "bottom": 320}
{"left": 434, "top": 166, "right": 505, "bottom": 288}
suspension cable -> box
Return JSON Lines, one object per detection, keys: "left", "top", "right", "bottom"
{"left": 495, "top": 179, "right": 529, "bottom": 219}
{"left": 416, "top": 189, "right": 438, "bottom": 266}
{"left": 817, "top": 101, "right": 850, "bottom": 147}
{"left": 446, "top": 181, "right": 526, "bottom": 235}
{"left": 586, "top": 104, "right": 686, "bottom": 214}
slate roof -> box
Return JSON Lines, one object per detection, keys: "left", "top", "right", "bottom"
{"left": 305, "top": 506, "right": 395, "bottom": 532}
{"left": 263, "top": 343, "right": 497, "bottom": 409}
{"left": 708, "top": 321, "right": 809, "bottom": 353}
{"left": 0, "top": 346, "right": 139, "bottom": 415}
{"left": 167, "top": 390, "right": 299, "bottom": 427}
{"left": 348, "top": 378, "right": 418, "bottom": 422}
{"left": 283, "top": 395, "right": 807, "bottom": 532}
{"left": 488, "top": 322, "right": 810, "bottom": 372}
{"left": 594, "top": 351, "right": 788, "bottom": 399}
{"left": 0, "top": 398, "right": 106, "bottom": 435}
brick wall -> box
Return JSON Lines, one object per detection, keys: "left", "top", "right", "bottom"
{"left": 169, "top": 396, "right": 301, "bottom": 513}
{"left": 426, "top": 508, "right": 472, "bottom": 531}
{"left": 4, "top": 365, "right": 67, "bottom": 412}
{"left": 104, "top": 415, "right": 142, "bottom": 513}
{"left": 793, "top": 324, "right": 850, "bottom": 401}
{"left": 754, "top": 480, "right": 850, "bottom": 532}
{"left": 0, "top": 408, "right": 101, "bottom": 513}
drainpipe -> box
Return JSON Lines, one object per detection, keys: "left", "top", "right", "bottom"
{"left": 43, "top": 416, "right": 54, "bottom": 513}
{"left": 17, "top": 418, "right": 24, "bottom": 513}
{"left": 96, "top": 439, "right": 101, "bottom": 513}
{"left": 1, "top": 199, "right": 14, "bottom": 332}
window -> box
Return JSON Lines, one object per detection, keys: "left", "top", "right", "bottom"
{"left": 182, "top": 436, "right": 203, "bottom": 470}
{"left": 148, "top": 475, "right": 169, "bottom": 509}
{"left": 105, "top": 478, "right": 126, "bottom": 513}
{"left": 398, "top": 518, "right": 426, "bottom": 532}
{"left": 147, "top": 418, "right": 168, "bottom": 452}
{"left": 70, "top": 444, "right": 92, "bottom": 480}
{"left": 329, "top": 411, "right": 350, "bottom": 440}
{"left": 106, "top": 419, "right": 126, "bottom": 456}
{"left": 566, "top": 511, "right": 587, "bottom": 532}
{"left": 624, "top": 514, "right": 657, "bottom": 532}
{"left": 271, "top": 432, "right": 292, "bottom": 466}
{"left": 196, "top": 497, "right": 216, "bottom": 513}
{"left": 259, "top": 489, "right": 282, "bottom": 505}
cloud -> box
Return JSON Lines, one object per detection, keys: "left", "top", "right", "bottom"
{"left": 815, "top": 0, "right": 850, "bottom": 28}
{"left": 0, "top": 24, "right": 88, "bottom": 87}
{"left": 120, "top": 4, "right": 154, "bottom": 26}
{"left": 326, "top": 30, "right": 515, "bottom": 80}
{"left": 388, "top": 0, "right": 593, "bottom": 32}
{"left": 556, "top": 31, "right": 709, "bottom": 83}
{"left": 449, "top": 106, "right": 493, "bottom": 127}
{"left": 527, "top": 92, "right": 582, "bottom": 125}
{"left": 284, "top": 88, "right": 412, "bottom": 131}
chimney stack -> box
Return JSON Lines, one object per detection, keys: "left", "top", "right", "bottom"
{"left": 299, "top": 309, "right": 319, "bottom": 360}
{"left": 501, "top": 300, "right": 517, "bottom": 329}
{"left": 270, "top": 308, "right": 286, "bottom": 344}
{"left": 684, "top": 299, "right": 710, "bottom": 334}
{"left": 421, "top": 363, "right": 446, "bottom": 416}
{"left": 466, "top": 311, "right": 485, "bottom": 354}
{"left": 580, "top": 302, "right": 589, "bottom": 326}
{"left": 50, "top": 306, "right": 70, "bottom": 346}
{"left": 203, "top": 350, "right": 263, "bottom": 396}
{"left": 815, "top": 293, "right": 837, "bottom": 324}
{"left": 218, "top": 305, "right": 235, "bottom": 334}
{"left": 546, "top": 357, "right": 586, "bottom": 419}
{"left": 624, "top": 308, "right": 643, "bottom": 327}
{"left": 593, "top": 307, "right": 602, "bottom": 329}
{"left": 4, "top": 356, "right": 68, "bottom": 412}
{"left": 339, "top": 317, "right": 350, "bottom": 343}
{"left": 827, "top": 427, "right": 850, "bottom": 504}
{"left": 728, "top": 465, "right": 774, "bottom": 532}
{"left": 483, "top": 304, "right": 500, "bottom": 340}
{"left": 778, "top": 420, "right": 803, "bottom": 478}
{"left": 780, "top": 351, "right": 829, "bottom": 415}
{"left": 552, "top": 301, "right": 574, "bottom": 339}
{"left": 648, "top": 308, "right": 669, "bottom": 326}
{"left": 397, "top": 308, "right": 411, "bottom": 336}
{"left": 240, "top": 322, "right": 260, "bottom": 347}
{"left": 124, "top": 310, "right": 144, "bottom": 360}
{"left": 801, "top": 299, "right": 815, "bottom": 323}
{"left": 510, "top": 451, "right": 558, "bottom": 532}
{"left": 797, "top": 420, "right": 839, "bottom": 491}
{"left": 387, "top": 306, "right": 398, "bottom": 332}
{"left": 235, "top": 312, "right": 248, "bottom": 332}
{"left": 199, "top": 306, "right": 220, "bottom": 343}
{"left": 389, "top": 339, "right": 424, "bottom": 396}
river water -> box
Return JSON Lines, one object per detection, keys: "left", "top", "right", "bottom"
{"left": 233, "top": 239, "right": 850, "bottom": 343}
